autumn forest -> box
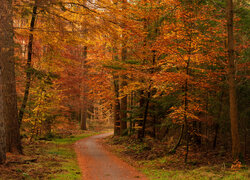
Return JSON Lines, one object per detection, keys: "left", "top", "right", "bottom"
{"left": 0, "top": 0, "right": 249, "bottom": 179}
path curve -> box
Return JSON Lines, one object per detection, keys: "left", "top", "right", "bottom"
{"left": 74, "top": 133, "right": 148, "bottom": 180}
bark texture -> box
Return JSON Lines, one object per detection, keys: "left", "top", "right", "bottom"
{"left": 113, "top": 76, "right": 121, "bottom": 136}
{"left": 0, "top": 0, "right": 22, "bottom": 154}
{"left": 227, "top": 0, "right": 240, "bottom": 159}
{"left": 0, "top": 64, "right": 6, "bottom": 163}
{"left": 80, "top": 46, "right": 88, "bottom": 130}
{"left": 120, "top": 45, "right": 127, "bottom": 135}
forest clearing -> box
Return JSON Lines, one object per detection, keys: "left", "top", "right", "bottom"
{"left": 0, "top": 0, "right": 249, "bottom": 179}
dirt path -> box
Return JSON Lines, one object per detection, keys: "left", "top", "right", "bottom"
{"left": 74, "top": 133, "right": 148, "bottom": 180}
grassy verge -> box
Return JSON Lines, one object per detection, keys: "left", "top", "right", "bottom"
{"left": 141, "top": 160, "right": 250, "bottom": 180}
{"left": 103, "top": 136, "right": 250, "bottom": 180}
{"left": 48, "top": 133, "right": 98, "bottom": 180}
{"left": 0, "top": 131, "right": 97, "bottom": 180}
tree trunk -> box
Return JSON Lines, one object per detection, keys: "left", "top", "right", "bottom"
{"left": 213, "top": 91, "right": 224, "bottom": 149}
{"left": 141, "top": 91, "right": 150, "bottom": 139}
{"left": 183, "top": 47, "right": 191, "bottom": 162}
{"left": 184, "top": 79, "right": 189, "bottom": 163}
{"left": 137, "top": 90, "right": 144, "bottom": 139}
{"left": 120, "top": 44, "right": 127, "bottom": 135}
{"left": 152, "top": 116, "right": 156, "bottom": 138}
{"left": 213, "top": 123, "right": 219, "bottom": 149}
{"left": 0, "top": 0, "right": 8, "bottom": 163}
{"left": 18, "top": 1, "right": 38, "bottom": 124}
{"left": 170, "top": 124, "right": 184, "bottom": 153}
{"left": 227, "top": 0, "right": 240, "bottom": 160}
{"left": 1, "top": 0, "right": 22, "bottom": 154}
{"left": 113, "top": 76, "right": 121, "bottom": 136}
{"left": 80, "top": 46, "right": 87, "bottom": 130}
{"left": 120, "top": 94, "right": 127, "bottom": 135}
{"left": 0, "top": 62, "right": 6, "bottom": 164}
{"left": 120, "top": 1, "right": 128, "bottom": 135}
{"left": 80, "top": 109, "right": 87, "bottom": 130}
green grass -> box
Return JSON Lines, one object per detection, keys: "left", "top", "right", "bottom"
{"left": 142, "top": 165, "right": 250, "bottom": 180}
{"left": 105, "top": 137, "right": 250, "bottom": 180}
{"left": 47, "top": 132, "right": 97, "bottom": 180}
{"left": 49, "top": 147, "right": 81, "bottom": 180}
{"left": 0, "top": 132, "right": 99, "bottom": 180}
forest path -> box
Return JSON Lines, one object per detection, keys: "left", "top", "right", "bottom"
{"left": 74, "top": 132, "right": 148, "bottom": 180}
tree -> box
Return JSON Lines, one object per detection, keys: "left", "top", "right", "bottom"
{"left": 0, "top": 0, "right": 22, "bottom": 154}
{"left": 227, "top": 0, "right": 240, "bottom": 159}
{"left": 120, "top": 0, "right": 128, "bottom": 136}
{"left": 18, "top": 0, "right": 38, "bottom": 124}
{"left": 0, "top": 0, "right": 10, "bottom": 164}
{"left": 80, "top": 46, "right": 88, "bottom": 130}
{"left": 0, "top": 72, "right": 5, "bottom": 163}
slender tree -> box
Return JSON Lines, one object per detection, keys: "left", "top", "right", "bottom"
{"left": 113, "top": 75, "right": 121, "bottom": 135}
{"left": 18, "top": 0, "right": 38, "bottom": 124}
{"left": 0, "top": 71, "right": 5, "bottom": 163}
{"left": 119, "top": 0, "right": 128, "bottom": 136}
{"left": 227, "top": 0, "right": 240, "bottom": 159}
{"left": 80, "top": 46, "right": 88, "bottom": 130}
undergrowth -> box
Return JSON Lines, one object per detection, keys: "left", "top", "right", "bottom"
{"left": 104, "top": 135, "right": 250, "bottom": 180}
{"left": 0, "top": 131, "right": 96, "bottom": 180}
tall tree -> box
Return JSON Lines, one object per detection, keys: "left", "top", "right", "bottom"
{"left": 80, "top": 46, "right": 88, "bottom": 130}
{"left": 227, "top": 0, "right": 240, "bottom": 159}
{"left": 120, "top": 0, "right": 128, "bottom": 135}
{"left": 18, "top": 0, "right": 38, "bottom": 124}
{"left": 0, "top": 0, "right": 22, "bottom": 154}
{"left": 120, "top": 48, "right": 128, "bottom": 135}
{"left": 0, "top": 71, "right": 5, "bottom": 163}
{"left": 0, "top": 0, "right": 9, "bottom": 164}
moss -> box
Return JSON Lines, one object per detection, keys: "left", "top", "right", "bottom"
{"left": 142, "top": 166, "right": 250, "bottom": 180}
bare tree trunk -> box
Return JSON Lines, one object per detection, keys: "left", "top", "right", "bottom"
{"left": 141, "top": 91, "right": 150, "bottom": 139}
{"left": 113, "top": 76, "right": 121, "bottom": 136}
{"left": 170, "top": 125, "right": 184, "bottom": 153}
{"left": 213, "top": 91, "right": 224, "bottom": 149}
{"left": 137, "top": 90, "right": 144, "bottom": 139}
{"left": 184, "top": 79, "right": 189, "bottom": 163}
{"left": 80, "top": 109, "right": 87, "bottom": 130}
{"left": 0, "top": 0, "right": 22, "bottom": 154}
{"left": 120, "top": 44, "right": 127, "bottom": 135}
{"left": 120, "top": 93, "right": 127, "bottom": 135}
{"left": 119, "top": 0, "right": 128, "bottom": 135}
{"left": 18, "top": 1, "right": 38, "bottom": 124}
{"left": 80, "top": 46, "right": 87, "bottom": 130}
{"left": 0, "top": 64, "right": 6, "bottom": 163}
{"left": 0, "top": 0, "right": 8, "bottom": 163}
{"left": 227, "top": 0, "right": 240, "bottom": 160}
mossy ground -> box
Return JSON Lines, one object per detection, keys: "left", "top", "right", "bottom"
{"left": 141, "top": 160, "right": 250, "bottom": 180}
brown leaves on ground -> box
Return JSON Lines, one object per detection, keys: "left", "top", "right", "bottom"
{"left": 0, "top": 128, "right": 82, "bottom": 180}
{"left": 103, "top": 135, "right": 248, "bottom": 172}
{"left": 0, "top": 143, "right": 66, "bottom": 180}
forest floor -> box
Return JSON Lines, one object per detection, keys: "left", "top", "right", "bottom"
{"left": 1, "top": 131, "right": 249, "bottom": 180}
{"left": 102, "top": 135, "right": 250, "bottom": 180}
{"left": 0, "top": 129, "right": 98, "bottom": 180}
